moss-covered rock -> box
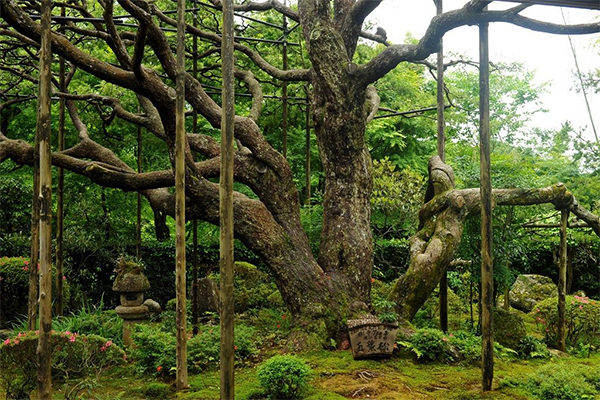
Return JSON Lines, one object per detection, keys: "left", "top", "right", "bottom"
{"left": 509, "top": 274, "right": 556, "bottom": 312}
{"left": 493, "top": 307, "right": 527, "bottom": 349}
{"left": 210, "top": 261, "right": 278, "bottom": 312}
{"left": 112, "top": 272, "right": 150, "bottom": 293}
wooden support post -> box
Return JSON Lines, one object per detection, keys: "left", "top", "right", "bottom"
{"left": 281, "top": 2, "right": 288, "bottom": 158}
{"left": 479, "top": 15, "right": 494, "bottom": 392}
{"left": 37, "top": 0, "right": 53, "bottom": 397}
{"left": 136, "top": 105, "right": 142, "bottom": 260}
{"left": 220, "top": 0, "right": 236, "bottom": 397}
{"left": 558, "top": 209, "right": 568, "bottom": 352}
{"left": 192, "top": 219, "right": 199, "bottom": 336}
{"left": 304, "top": 92, "right": 311, "bottom": 205}
{"left": 191, "top": 7, "right": 200, "bottom": 337}
{"left": 175, "top": 0, "right": 188, "bottom": 390}
{"left": 435, "top": 0, "right": 448, "bottom": 334}
{"left": 55, "top": 19, "right": 65, "bottom": 316}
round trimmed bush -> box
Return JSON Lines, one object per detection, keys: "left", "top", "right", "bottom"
{"left": 257, "top": 355, "right": 311, "bottom": 399}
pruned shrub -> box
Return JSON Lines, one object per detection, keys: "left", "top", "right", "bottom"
{"left": 257, "top": 355, "right": 311, "bottom": 399}
{"left": 493, "top": 307, "right": 526, "bottom": 349}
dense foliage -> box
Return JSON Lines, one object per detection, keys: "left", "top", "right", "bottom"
{"left": 0, "top": 331, "right": 125, "bottom": 399}
{"left": 257, "top": 355, "right": 311, "bottom": 400}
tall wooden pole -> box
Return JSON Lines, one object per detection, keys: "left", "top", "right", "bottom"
{"left": 558, "top": 209, "right": 568, "bottom": 352}
{"left": 136, "top": 106, "right": 142, "bottom": 260}
{"left": 175, "top": 0, "right": 188, "bottom": 390}
{"left": 304, "top": 98, "right": 311, "bottom": 204}
{"left": 55, "top": 11, "right": 65, "bottom": 316}
{"left": 220, "top": 0, "right": 236, "bottom": 396}
{"left": 281, "top": 0, "right": 288, "bottom": 158}
{"left": 479, "top": 14, "right": 494, "bottom": 392}
{"left": 435, "top": 0, "right": 448, "bottom": 334}
{"left": 191, "top": 7, "right": 200, "bottom": 337}
{"left": 37, "top": 0, "right": 53, "bottom": 397}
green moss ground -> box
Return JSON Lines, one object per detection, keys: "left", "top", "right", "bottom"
{"left": 6, "top": 351, "right": 597, "bottom": 399}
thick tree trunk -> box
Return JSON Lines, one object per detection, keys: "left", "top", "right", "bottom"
{"left": 299, "top": 1, "right": 374, "bottom": 313}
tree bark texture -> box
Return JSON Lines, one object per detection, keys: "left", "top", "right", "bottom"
{"left": 55, "top": 44, "right": 65, "bottom": 317}
{"left": 479, "top": 17, "right": 494, "bottom": 391}
{"left": 175, "top": 0, "right": 188, "bottom": 390}
{"left": 36, "top": 0, "right": 53, "bottom": 397}
{"left": 220, "top": 0, "right": 235, "bottom": 397}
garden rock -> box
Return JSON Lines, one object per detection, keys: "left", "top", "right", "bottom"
{"left": 493, "top": 307, "right": 526, "bottom": 349}
{"left": 509, "top": 274, "right": 556, "bottom": 312}
{"left": 143, "top": 298, "right": 161, "bottom": 314}
{"left": 197, "top": 277, "right": 219, "bottom": 313}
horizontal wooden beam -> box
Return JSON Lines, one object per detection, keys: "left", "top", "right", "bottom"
{"left": 494, "top": 0, "right": 600, "bottom": 10}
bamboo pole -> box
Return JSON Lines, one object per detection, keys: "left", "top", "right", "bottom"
{"left": 435, "top": 0, "right": 448, "bottom": 334}
{"left": 220, "top": 0, "right": 236, "bottom": 396}
{"left": 37, "top": 0, "right": 53, "bottom": 397}
{"left": 558, "top": 209, "right": 568, "bottom": 352}
{"left": 479, "top": 15, "right": 494, "bottom": 392}
{"left": 175, "top": 0, "right": 188, "bottom": 390}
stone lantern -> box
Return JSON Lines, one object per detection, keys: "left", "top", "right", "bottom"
{"left": 112, "top": 259, "right": 151, "bottom": 346}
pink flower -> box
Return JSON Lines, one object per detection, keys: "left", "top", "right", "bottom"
{"left": 100, "top": 346, "right": 106, "bottom": 352}
{"left": 579, "top": 305, "right": 584, "bottom": 310}
{"left": 23, "top": 260, "right": 29, "bottom": 266}
{"left": 3, "top": 338, "right": 10, "bottom": 345}
{"left": 17, "top": 332, "right": 24, "bottom": 338}
{"left": 13, "top": 340, "right": 19, "bottom": 345}
{"left": 277, "top": 324, "right": 281, "bottom": 329}
{"left": 69, "top": 335, "right": 76, "bottom": 342}
{"left": 65, "top": 331, "right": 72, "bottom": 336}
{"left": 22, "top": 266, "right": 29, "bottom": 271}
{"left": 156, "top": 365, "right": 163, "bottom": 373}
{"left": 105, "top": 340, "right": 112, "bottom": 348}
{"left": 442, "top": 337, "right": 448, "bottom": 342}
{"left": 62, "top": 275, "right": 67, "bottom": 281}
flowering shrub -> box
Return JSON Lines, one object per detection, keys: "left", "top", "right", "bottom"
{"left": 0, "top": 257, "right": 69, "bottom": 326}
{"left": 0, "top": 330, "right": 125, "bottom": 399}
{"left": 257, "top": 355, "right": 311, "bottom": 399}
{"left": 531, "top": 295, "right": 600, "bottom": 349}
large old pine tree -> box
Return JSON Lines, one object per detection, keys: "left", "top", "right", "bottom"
{"left": 1, "top": 0, "right": 599, "bottom": 344}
